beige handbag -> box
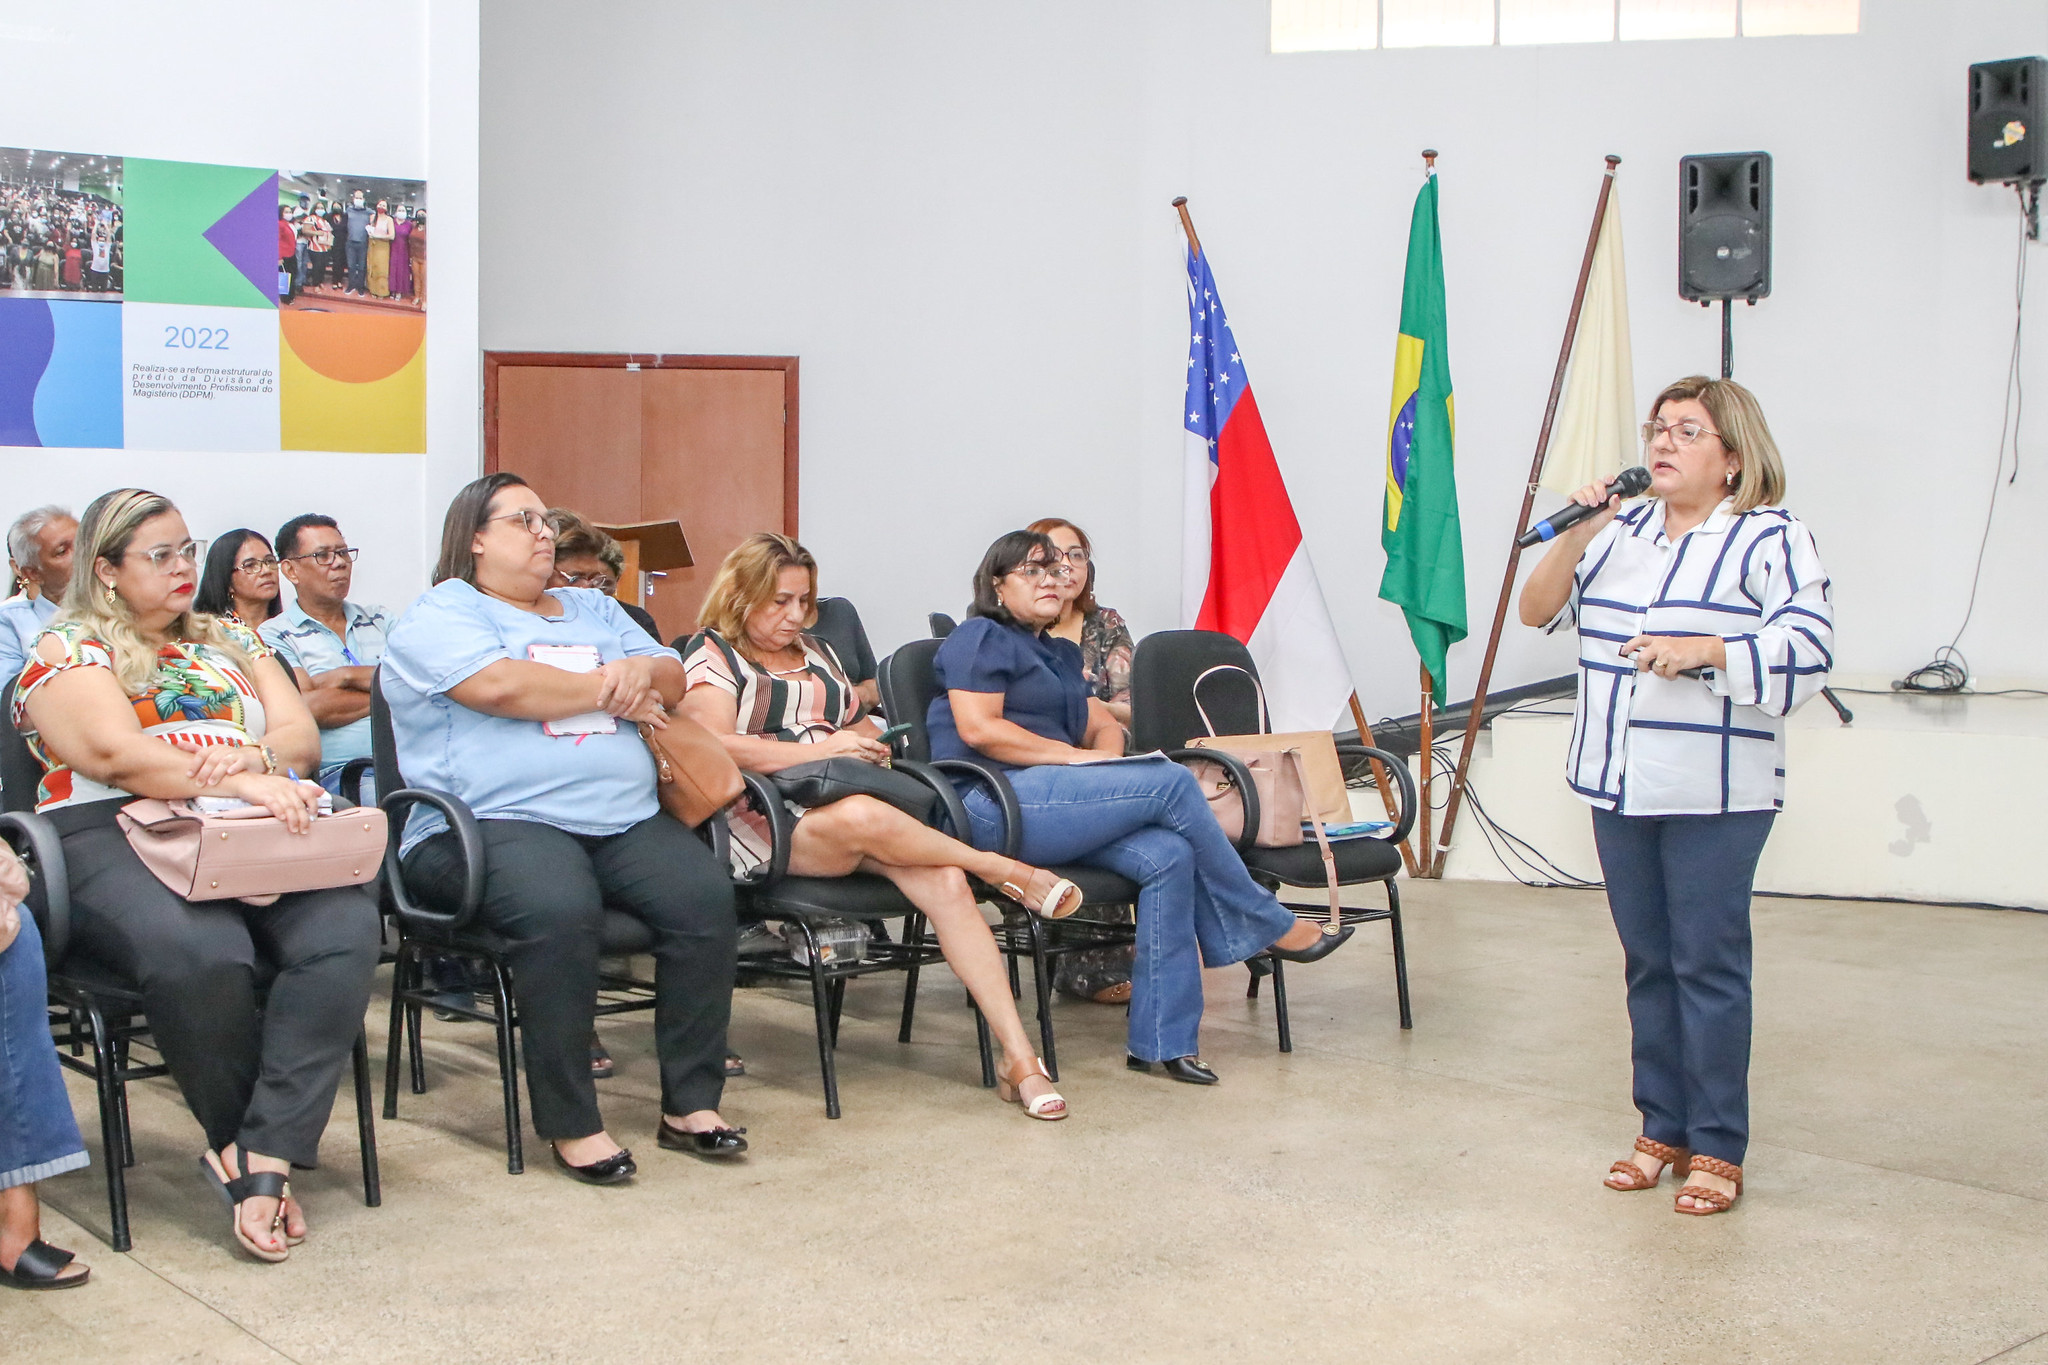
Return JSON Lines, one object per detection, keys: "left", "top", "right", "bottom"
{"left": 117, "top": 799, "right": 387, "bottom": 906}
{"left": 639, "top": 712, "right": 744, "bottom": 828}
{"left": 1179, "top": 666, "right": 1345, "bottom": 926}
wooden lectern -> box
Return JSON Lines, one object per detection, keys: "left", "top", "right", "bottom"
{"left": 595, "top": 519, "right": 693, "bottom": 615}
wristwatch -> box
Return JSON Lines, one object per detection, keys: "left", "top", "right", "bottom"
{"left": 256, "top": 744, "right": 279, "bottom": 776}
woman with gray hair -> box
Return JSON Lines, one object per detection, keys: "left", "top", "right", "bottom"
{"left": 0, "top": 506, "right": 76, "bottom": 686}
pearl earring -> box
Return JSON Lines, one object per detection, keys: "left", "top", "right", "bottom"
{"left": 1725, "top": 469, "right": 1737, "bottom": 486}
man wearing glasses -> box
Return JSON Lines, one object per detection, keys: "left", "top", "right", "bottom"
{"left": 259, "top": 514, "right": 391, "bottom": 797}
{"left": 0, "top": 506, "right": 77, "bottom": 686}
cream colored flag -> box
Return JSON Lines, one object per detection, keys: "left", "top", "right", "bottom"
{"left": 1540, "top": 186, "right": 1636, "bottom": 493}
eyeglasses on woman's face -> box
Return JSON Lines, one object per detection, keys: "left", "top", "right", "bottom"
{"left": 235, "top": 554, "right": 279, "bottom": 575}
{"left": 1053, "top": 546, "right": 1090, "bottom": 566}
{"left": 286, "top": 546, "right": 360, "bottom": 567}
{"left": 1642, "top": 418, "right": 1722, "bottom": 448}
{"left": 558, "top": 571, "right": 617, "bottom": 592}
{"left": 125, "top": 539, "right": 207, "bottom": 573}
{"left": 1007, "top": 560, "right": 1073, "bottom": 585}
{"left": 485, "top": 508, "right": 557, "bottom": 539}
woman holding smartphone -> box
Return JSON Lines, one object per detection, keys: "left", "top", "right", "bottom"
{"left": 678, "top": 533, "right": 1083, "bottom": 1120}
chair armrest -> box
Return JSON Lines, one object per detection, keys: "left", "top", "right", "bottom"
{"left": 929, "top": 758, "right": 1019, "bottom": 858}
{"left": 1164, "top": 747, "right": 1261, "bottom": 854}
{"left": 0, "top": 812, "right": 68, "bottom": 970}
{"left": 377, "top": 788, "right": 485, "bottom": 932}
{"left": 890, "top": 759, "right": 973, "bottom": 843}
{"left": 736, "top": 771, "right": 795, "bottom": 888}
{"left": 1335, "top": 743, "right": 1419, "bottom": 848}
{"left": 336, "top": 757, "right": 375, "bottom": 809}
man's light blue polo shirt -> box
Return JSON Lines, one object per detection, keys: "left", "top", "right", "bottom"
{"left": 260, "top": 598, "right": 391, "bottom": 776}
{"left": 0, "top": 594, "right": 58, "bottom": 693}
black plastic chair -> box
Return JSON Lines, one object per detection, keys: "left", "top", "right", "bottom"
{"left": 0, "top": 683, "right": 379, "bottom": 1252}
{"left": 726, "top": 765, "right": 988, "bottom": 1119}
{"left": 927, "top": 613, "right": 957, "bottom": 639}
{"left": 1129, "top": 630, "right": 1419, "bottom": 1041}
{"left": 877, "top": 638, "right": 1189, "bottom": 1079}
{"left": 370, "top": 669, "right": 665, "bottom": 1173}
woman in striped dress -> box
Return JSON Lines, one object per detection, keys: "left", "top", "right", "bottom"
{"left": 1519, "top": 375, "right": 1834, "bottom": 1217}
{"left": 678, "top": 534, "right": 1083, "bottom": 1120}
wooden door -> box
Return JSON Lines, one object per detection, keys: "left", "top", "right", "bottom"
{"left": 484, "top": 354, "right": 798, "bottom": 644}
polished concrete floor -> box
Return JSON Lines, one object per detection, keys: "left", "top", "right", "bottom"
{"left": 11, "top": 879, "right": 2047, "bottom": 1364}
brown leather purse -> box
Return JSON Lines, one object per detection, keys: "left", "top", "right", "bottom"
{"left": 639, "top": 712, "right": 744, "bottom": 827}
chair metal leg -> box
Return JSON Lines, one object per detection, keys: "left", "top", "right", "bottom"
{"left": 973, "top": 1002, "right": 995, "bottom": 1088}
{"left": 897, "top": 913, "right": 924, "bottom": 1044}
{"left": 827, "top": 977, "right": 846, "bottom": 1047}
{"left": 351, "top": 1030, "right": 381, "bottom": 1207}
{"left": 110, "top": 1031, "right": 135, "bottom": 1168}
{"left": 1246, "top": 963, "right": 1262, "bottom": 999}
{"left": 1005, "top": 937, "right": 1022, "bottom": 999}
{"left": 1269, "top": 956, "right": 1292, "bottom": 1053}
{"left": 405, "top": 973, "right": 427, "bottom": 1096}
{"left": 1023, "top": 915, "right": 1058, "bottom": 1081}
{"left": 83, "top": 1002, "right": 131, "bottom": 1252}
{"left": 382, "top": 942, "right": 411, "bottom": 1120}
{"left": 796, "top": 922, "right": 841, "bottom": 1119}
{"left": 1386, "top": 881, "right": 1412, "bottom": 1030}
{"left": 485, "top": 958, "right": 524, "bottom": 1174}
{"left": 67, "top": 1006, "right": 84, "bottom": 1055}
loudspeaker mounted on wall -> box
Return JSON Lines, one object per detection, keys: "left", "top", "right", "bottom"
{"left": 1678, "top": 152, "right": 1771, "bottom": 304}
{"left": 1968, "top": 56, "right": 2047, "bottom": 186}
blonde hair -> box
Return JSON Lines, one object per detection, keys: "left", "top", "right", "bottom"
{"left": 696, "top": 533, "right": 817, "bottom": 660}
{"left": 1649, "top": 376, "right": 1786, "bottom": 513}
{"left": 64, "top": 489, "right": 255, "bottom": 695}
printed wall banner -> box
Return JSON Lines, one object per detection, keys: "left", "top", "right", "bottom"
{"left": 0, "top": 147, "right": 424, "bottom": 455}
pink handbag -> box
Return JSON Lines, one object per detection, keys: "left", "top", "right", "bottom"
{"left": 116, "top": 799, "right": 388, "bottom": 906}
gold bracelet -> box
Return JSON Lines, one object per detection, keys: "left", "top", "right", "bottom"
{"left": 257, "top": 744, "right": 278, "bottom": 776}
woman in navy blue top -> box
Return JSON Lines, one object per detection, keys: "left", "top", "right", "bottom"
{"left": 929, "top": 531, "right": 1356, "bottom": 1084}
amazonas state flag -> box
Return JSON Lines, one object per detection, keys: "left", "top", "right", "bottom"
{"left": 1380, "top": 169, "right": 1466, "bottom": 707}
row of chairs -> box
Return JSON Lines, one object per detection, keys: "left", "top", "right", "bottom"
{"left": 3, "top": 624, "right": 1415, "bottom": 1251}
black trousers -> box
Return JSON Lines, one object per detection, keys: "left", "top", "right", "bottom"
{"left": 1591, "top": 807, "right": 1776, "bottom": 1167}
{"left": 404, "top": 813, "right": 736, "bottom": 1140}
{"left": 345, "top": 237, "right": 367, "bottom": 292}
{"left": 61, "top": 825, "right": 381, "bottom": 1169}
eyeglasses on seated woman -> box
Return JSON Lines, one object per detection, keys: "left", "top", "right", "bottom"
{"left": 677, "top": 532, "right": 1083, "bottom": 1119}
{"left": 14, "top": 489, "right": 379, "bottom": 1263}
{"left": 380, "top": 473, "right": 746, "bottom": 1183}
{"left": 926, "top": 530, "right": 1356, "bottom": 1085}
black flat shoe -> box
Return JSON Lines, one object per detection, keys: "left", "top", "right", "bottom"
{"left": 1, "top": 1240, "right": 89, "bottom": 1290}
{"left": 1127, "top": 1054, "right": 1219, "bottom": 1085}
{"left": 1266, "top": 924, "right": 1355, "bottom": 964}
{"left": 657, "top": 1121, "right": 749, "bottom": 1159}
{"left": 551, "top": 1143, "right": 636, "bottom": 1184}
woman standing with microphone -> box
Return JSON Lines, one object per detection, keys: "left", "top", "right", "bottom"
{"left": 1518, "top": 376, "right": 1833, "bottom": 1216}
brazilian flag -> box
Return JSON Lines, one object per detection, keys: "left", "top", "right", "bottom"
{"left": 1379, "top": 172, "right": 1466, "bottom": 707}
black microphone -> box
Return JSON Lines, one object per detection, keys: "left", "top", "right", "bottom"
{"left": 1515, "top": 465, "right": 1652, "bottom": 549}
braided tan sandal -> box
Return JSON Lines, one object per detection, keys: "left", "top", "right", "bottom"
{"left": 1674, "top": 1154, "right": 1742, "bottom": 1215}
{"left": 1605, "top": 1136, "right": 1691, "bottom": 1191}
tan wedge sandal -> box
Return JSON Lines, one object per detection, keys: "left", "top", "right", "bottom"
{"left": 998, "top": 862, "right": 1083, "bottom": 920}
{"left": 1605, "top": 1136, "right": 1691, "bottom": 1191}
{"left": 995, "top": 1055, "right": 1068, "bottom": 1120}
{"left": 1674, "top": 1154, "right": 1742, "bottom": 1215}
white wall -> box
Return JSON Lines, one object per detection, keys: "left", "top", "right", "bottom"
{"left": 0, "top": 0, "right": 479, "bottom": 615}
{"left": 482, "top": 0, "right": 2048, "bottom": 720}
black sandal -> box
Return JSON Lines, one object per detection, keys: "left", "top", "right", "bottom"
{"left": 199, "top": 1149, "right": 290, "bottom": 1262}
{"left": 1, "top": 1239, "right": 90, "bottom": 1290}
{"left": 724, "top": 1052, "right": 745, "bottom": 1078}
{"left": 590, "top": 1033, "right": 614, "bottom": 1079}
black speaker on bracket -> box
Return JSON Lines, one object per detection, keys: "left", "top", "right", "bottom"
{"left": 1969, "top": 56, "right": 2047, "bottom": 185}
{"left": 1679, "top": 152, "right": 1771, "bottom": 303}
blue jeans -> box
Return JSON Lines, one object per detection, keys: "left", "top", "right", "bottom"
{"left": 962, "top": 758, "right": 1295, "bottom": 1062}
{"left": 1591, "top": 807, "right": 1776, "bottom": 1167}
{"left": 0, "top": 912, "right": 88, "bottom": 1190}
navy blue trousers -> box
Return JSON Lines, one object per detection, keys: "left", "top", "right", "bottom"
{"left": 1591, "top": 808, "right": 1775, "bottom": 1167}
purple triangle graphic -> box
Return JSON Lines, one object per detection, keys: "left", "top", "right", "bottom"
{"left": 202, "top": 173, "right": 280, "bottom": 305}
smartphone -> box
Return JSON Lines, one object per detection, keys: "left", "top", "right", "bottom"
{"left": 876, "top": 721, "right": 914, "bottom": 744}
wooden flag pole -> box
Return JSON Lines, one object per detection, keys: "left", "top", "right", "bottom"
{"left": 1174, "top": 193, "right": 1418, "bottom": 877}
{"left": 1417, "top": 662, "right": 1435, "bottom": 872}
{"left": 1429, "top": 155, "right": 1622, "bottom": 879}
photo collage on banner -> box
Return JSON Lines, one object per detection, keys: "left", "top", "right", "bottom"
{"left": 0, "top": 147, "right": 426, "bottom": 454}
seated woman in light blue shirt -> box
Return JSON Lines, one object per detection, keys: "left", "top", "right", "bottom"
{"left": 381, "top": 473, "right": 743, "bottom": 1184}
